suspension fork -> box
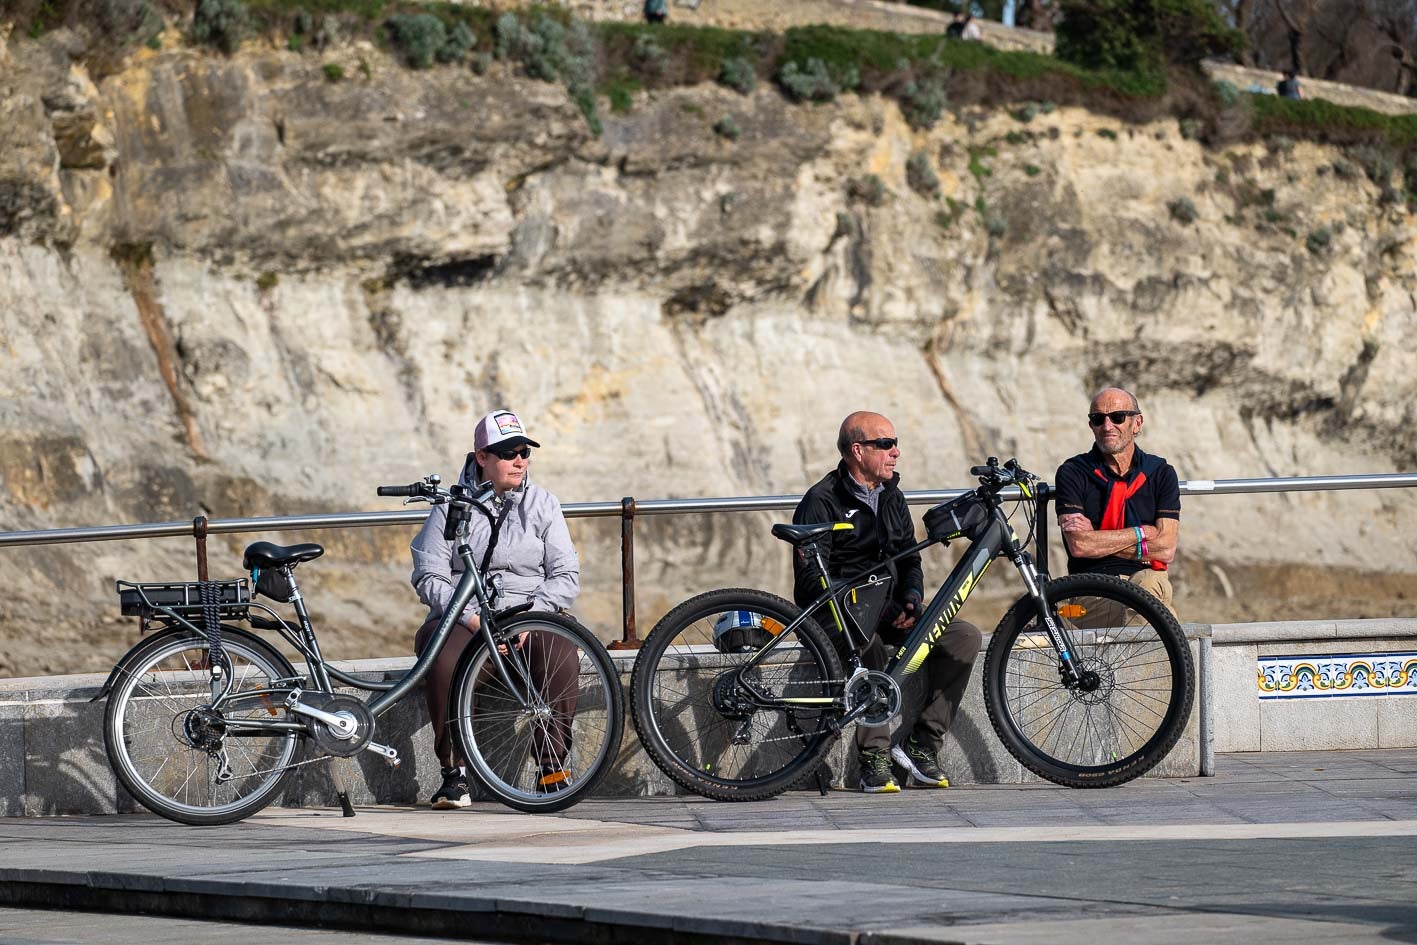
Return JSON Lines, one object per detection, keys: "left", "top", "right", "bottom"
{"left": 1010, "top": 549, "right": 1086, "bottom": 688}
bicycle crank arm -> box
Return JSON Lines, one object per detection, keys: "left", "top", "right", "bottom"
{"left": 288, "top": 701, "right": 359, "bottom": 738}
{"left": 364, "top": 741, "right": 400, "bottom": 766}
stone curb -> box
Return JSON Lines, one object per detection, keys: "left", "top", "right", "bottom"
{"left": 0, "top": 870, "right": 910, "bottom": 945}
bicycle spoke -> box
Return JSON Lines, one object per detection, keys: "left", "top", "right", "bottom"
{"left": 107, "top": 635, "right": 298, "bottom": 823}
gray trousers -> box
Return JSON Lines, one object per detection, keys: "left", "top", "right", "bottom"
{"left": 855, "top": 619, "right": 982, "bottom": 753}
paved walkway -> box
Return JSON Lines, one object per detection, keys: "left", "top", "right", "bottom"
{"left": 2, "top": 750, "right": 1415, "bottom": 945}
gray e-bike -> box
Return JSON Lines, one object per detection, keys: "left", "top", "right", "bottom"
{"left": 99, "top": 476, "right": 623, "bottom": 825}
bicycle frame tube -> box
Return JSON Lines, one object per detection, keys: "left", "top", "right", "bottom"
{"left": 885, "top": 507, "right": 1085, "bottom": 688}
{"left": 732, "top": 535, "right": 940, "bottom": 708}
{"left": 366, "top": 541, "right": 487, "bottom": 717}
{"left": 287, "top": 583, "right": 335, "bottom": 694}
{"left": 739, "top": 494, "right": 1084, "bottom": 710}
{"left": 886, "top": 516, "right": 1012, "bottom": 682}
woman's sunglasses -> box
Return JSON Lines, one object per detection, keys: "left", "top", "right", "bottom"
{"left": 1088, "top": 410, "right": 1140, "bottom": 427}
{"left": 492, "top": 446, "right": 533, "bottom": 460}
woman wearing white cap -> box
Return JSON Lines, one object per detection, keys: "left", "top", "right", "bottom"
{"left": 409, "top": 409, "right": 582, "bottom": 809}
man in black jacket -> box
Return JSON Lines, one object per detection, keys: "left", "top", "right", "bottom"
{"left": 792, "top": 411, "right": 981, "bottom": 793}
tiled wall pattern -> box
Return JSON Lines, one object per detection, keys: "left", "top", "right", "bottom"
{"left": 1259, "top": 652, "right": 1417, "bottom": 700}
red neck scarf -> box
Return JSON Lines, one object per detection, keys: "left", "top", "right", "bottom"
{"left": 1094, "top": 468, "right": 1146, "bottom": 530}
{"left": 1093, "top": 468, "right": 1167, "bottom": 570}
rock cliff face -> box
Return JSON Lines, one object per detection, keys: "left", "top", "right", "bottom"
{"left": 2, "top": 31, "right": 1415, "bottom": 675}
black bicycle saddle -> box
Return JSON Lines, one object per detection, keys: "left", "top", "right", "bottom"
{"left": 242, "top": 541, "right": 325, "bottom": 570}
{"left": 770, "top": 522, "right": 850, "bottom": 545}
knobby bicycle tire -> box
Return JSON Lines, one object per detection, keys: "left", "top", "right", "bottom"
{"left": 630, "top": 587, "right": 844, "bottom": 801}
{"left": 448, "top": 612, "right": 624, "bottom": 813}
{"left": 983, "top": 573, "right": 1194, "bottom": 788}
{"left": 103, "top": 626, "right": 301, "bottom": 825}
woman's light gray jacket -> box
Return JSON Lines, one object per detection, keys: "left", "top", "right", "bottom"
{"left": 409, "top": 470, "right": 580, "bottom": 628}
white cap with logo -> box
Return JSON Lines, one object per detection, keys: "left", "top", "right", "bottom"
{"left": 473, "top": 409, "right": 541, "bottom": 453}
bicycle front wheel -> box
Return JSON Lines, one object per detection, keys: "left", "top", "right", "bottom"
{"left": 630, "top": 588, "right": 843, "bottom": 801}
{"left": 103, "top": 627, "right": 301, "bottom": 825}
{"left": 984, "top": 573, "right": 1194, "bottom": 788}
{"left": 448, "top": 613, "right": 624, "bottom": 813}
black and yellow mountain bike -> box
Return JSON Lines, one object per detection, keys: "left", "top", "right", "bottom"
{"left": 630, "top": 458, "right": 1194, "bottom": 800}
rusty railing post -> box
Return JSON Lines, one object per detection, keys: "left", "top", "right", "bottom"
{"left": 609, "top": 496, "right": 640, "bottom": 650}
{"left": 193, "top": 515, "right": 209, "bottom": 582}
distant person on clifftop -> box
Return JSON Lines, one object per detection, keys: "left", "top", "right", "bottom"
{"left": 1277, "top": 69, "right": 1303, "bottom": 100}
{"left": 1054, "top": 388, "right": 1181, "bottom": 619}
{"left": 644, "top": 0, "right": 668, "bottom": 24}
{"left": 947, "top": 11, "right": 982, "bottom": 41}
{"left": 791, "top": 411, "right": 981, "bottom": 794}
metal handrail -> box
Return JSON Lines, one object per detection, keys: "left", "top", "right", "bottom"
{"left": 1, "top": 472, "right": 1414, "bottom": 647}
{"left": 3, "top": 472, "right": 1413, "bottom": 548}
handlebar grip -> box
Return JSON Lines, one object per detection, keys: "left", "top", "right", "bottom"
{"left": 969, "top": 466, "right": 995, "bottom": 478}
{"left": 377, "top": 485, "right": 416, "bottom": 497}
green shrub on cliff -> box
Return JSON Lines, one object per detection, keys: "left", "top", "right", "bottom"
{"left": 1054, "top": 0, "right": 1243, "bottom": 94}
{"left": 898, "top": 76, "right": 948, "bottom": 129}
{"left": 191, "top": 0, "right": 249, "bottom": 54}
{"left": 713, "top": 115, "right": 741, "bottom": 140}
{"left": 387, "top": 13, "right": 444, "bottom": 68}
{"left": 718, "top": 56, "right": 756, "bottom": 95}
{"left": 906, "top": 151, "right": 940, "bottom": 197}
{"left": 779, "top": 57, "right": 856, "bottom": 102}
{"left": 494, "top": 10, "right": 600, "bottom": 133}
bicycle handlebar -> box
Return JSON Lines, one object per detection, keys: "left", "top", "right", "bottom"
{"left": 376, "top": 476, "right": 496, "bottom": 508}
{"left": 970, "top": 457, "right": 1039, "bottom": 489}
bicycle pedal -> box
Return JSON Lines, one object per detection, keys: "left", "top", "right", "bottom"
{"left": 364, "top": 741, "right": 400, "bottom": 766}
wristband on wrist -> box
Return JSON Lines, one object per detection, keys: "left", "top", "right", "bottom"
{"left": 1141, "top": 537, "right": 1148, "bottom": 560}
{"left": 1133, "top": 526, "right": 1143, "bottom": 560}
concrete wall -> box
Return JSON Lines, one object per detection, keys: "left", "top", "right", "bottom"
{"left": 0, "top": 629, "right": 1210, "bottom": 816}
{"left": 8, "top": 616, "right": 1402, "bottom": 816}
{"left": 1212, "top": 619, "right": 1417, "bottom": 752}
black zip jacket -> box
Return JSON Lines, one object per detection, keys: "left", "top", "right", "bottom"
{"left": 790, "top": 462, "right": 924, "bottom": 613}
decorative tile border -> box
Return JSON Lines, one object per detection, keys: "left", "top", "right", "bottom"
{"left": 1258, "top": 652, "right": 1417, "bottom": 700}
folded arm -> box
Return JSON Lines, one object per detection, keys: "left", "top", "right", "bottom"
{"left": 1059, "top": 514, "right": 1179, "bottom": 565}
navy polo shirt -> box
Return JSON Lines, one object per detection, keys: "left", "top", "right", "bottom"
{"left": 1053, "top": 446, "right": 1180, "bottom": 577}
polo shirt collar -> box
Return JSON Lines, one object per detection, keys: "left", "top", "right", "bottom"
{"left": 1088, "top": 444, "right": 1149, "bottom": 483}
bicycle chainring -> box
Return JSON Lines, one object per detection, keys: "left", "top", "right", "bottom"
{"left": 306, "top": 693, "right": 376, "bottom": 757}
{"left": 845, "top": 670, "right": 902, "bottom": 727}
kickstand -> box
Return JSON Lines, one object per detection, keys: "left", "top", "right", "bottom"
{"left": 813, "top": 764, "right": 830, "bottom": 797}
{"left": 331, "top": 758, "right": 357, "bottom": 818}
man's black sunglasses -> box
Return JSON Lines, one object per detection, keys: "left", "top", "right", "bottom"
{"left": 855, "top": 437, "right": 899, "bottom": 450}
{"left": 492, "top": 446, "right": 533, "bottom": 460}
{"left": 1088, "top": 410, "right": 1140, "bottom": 427}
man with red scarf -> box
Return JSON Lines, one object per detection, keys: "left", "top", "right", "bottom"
{"left": 1054, "top": 388, "right": 1180, "bottom": 616}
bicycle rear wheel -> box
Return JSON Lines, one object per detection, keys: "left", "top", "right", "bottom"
{"left": 630, "top": 588, "right": 843, "bottom": 801}
{"left": 984, "top": 573, "right": 1194, "bottom": 788}
{"left": 103, "top": 627, "right": 300, "bottom": 825}
{"left": 448, "top": 613, "right": 623, "bottom": 813}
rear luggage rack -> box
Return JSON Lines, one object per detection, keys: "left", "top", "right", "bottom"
{"left": 117, "top": 579, "right": 251, "bottom": 617}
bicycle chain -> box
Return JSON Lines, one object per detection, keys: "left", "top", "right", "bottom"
{"left": 721, "top": 675, "right": 851, "bottom": 746}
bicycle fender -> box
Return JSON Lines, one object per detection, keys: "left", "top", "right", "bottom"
{"left": 492, "top": 601, "right": 536, "bottom": 622}
{"left": 88, "top": 624, "right": 263, "bottom": 703}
